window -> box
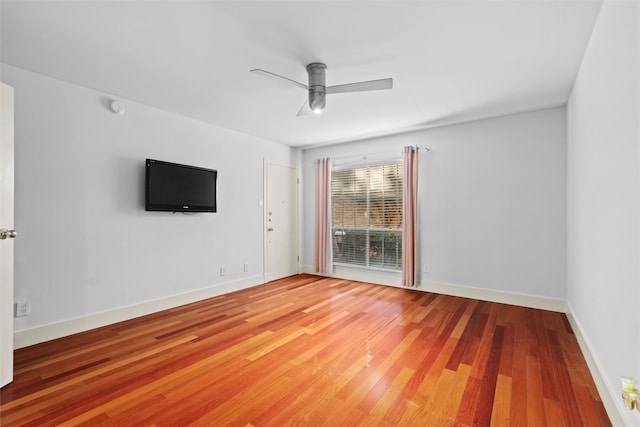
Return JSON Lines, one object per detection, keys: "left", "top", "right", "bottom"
{"left": 331, "top": 162, "right": 403, "bottom": 270}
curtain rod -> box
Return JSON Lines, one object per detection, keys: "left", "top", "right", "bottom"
{"left": 324, "top": 145, "right": 430, "bottom": 164}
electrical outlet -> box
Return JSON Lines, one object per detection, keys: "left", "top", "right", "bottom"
{"left": 424, "top": 264, "right": 430, "bottom": 273}
{"left": 220, "top": 266, "right": 226, "bottom": 276}
{"left": 15, "top": 301, "right": 31, "bottom": 317}
{"left": 243, "top": 263, "right": 249, "bottom": 272}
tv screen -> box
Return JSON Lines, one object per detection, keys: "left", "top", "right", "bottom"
{"left": 145, "top": 159, "right": 217, "bottom": 212}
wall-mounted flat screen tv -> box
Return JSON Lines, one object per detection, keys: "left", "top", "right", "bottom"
{"left": 145, "top": 158, "right": 217, "bottom": 212}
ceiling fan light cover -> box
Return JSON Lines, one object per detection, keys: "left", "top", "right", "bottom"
{"left": 309, "top": 91, "right": 326, "bottom": 112}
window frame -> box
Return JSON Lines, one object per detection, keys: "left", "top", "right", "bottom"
{"left": 330, "top": 160, "right": 403, "bottom": 271}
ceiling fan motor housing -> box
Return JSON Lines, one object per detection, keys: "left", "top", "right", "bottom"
{"left": 307, "top": 63, "right": 327, "bottom": 111}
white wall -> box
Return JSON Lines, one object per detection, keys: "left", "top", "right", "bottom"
{"left": 567, "top": 0, "right": 640, "bottom": 424}
{"left": 1, "top": 64, "right": 299, "bottom": 337}
{"left": 302, "top": 108, "right": 567, "bottom": 303}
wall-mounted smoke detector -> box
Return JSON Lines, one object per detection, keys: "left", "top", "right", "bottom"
{"left": 110, "top": 100, "right": 125, "bottom": 115}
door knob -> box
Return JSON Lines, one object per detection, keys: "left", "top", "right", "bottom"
{"left": 0, "top": 229, "right": 17, "bottom": 239}
{"left": 267, "top": 228, "right": 274, "bottom": 232}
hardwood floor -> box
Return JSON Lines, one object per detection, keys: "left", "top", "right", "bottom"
{"left": 0, "top": 274, "right": 610, "bottom": 426}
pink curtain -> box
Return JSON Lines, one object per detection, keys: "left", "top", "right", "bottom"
{"left": 402, "top": 146, "right": 419, "bottom": 287}
{"left": 314, "top": 158, "right": 332, "bottom": 274}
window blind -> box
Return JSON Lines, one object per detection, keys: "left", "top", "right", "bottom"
{"left": 331, "top": 162, "right": 403, "bottom": 270}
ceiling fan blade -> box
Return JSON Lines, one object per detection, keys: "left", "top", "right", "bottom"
{"left": 326, "top": 78, "right": 393, "bottom": 94}
{"left": 296, "top": 99, "right": 312, "bottom": 117}
{"left": 250, "top": 69, "right": 308, "bottom": 91}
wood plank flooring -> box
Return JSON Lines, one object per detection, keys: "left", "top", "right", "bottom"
{"left": 0, "top": 274, "right": 611, "bottom": 426}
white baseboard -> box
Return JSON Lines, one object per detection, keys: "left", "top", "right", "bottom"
{"left": 13, "top": 275, "right": 264, "bottom": 349}
{"left": 301, "top": 264, "right": 565, "bottom": 312}
{"left": 565, "top": 304, "right": 628, "bottom": 427}
{"left": 419, "top": 279, "right": 567, "bottom": 312}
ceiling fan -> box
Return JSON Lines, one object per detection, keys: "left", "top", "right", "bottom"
{"left": 250, "top": 63, "right": 393, "bottom": 116}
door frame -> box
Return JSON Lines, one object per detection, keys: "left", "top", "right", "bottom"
{"left": 263, "top": 160, "right": 299, "bottom": 283}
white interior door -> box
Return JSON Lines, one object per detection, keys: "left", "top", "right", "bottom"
{"left": 0, "top": 82, "right": 15, "bottom": 388}
{"left": 265, "top": 162, "right": 298, "bottom": 282}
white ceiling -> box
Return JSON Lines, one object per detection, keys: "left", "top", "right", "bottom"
{"left": 0, "top": 1, "right": 602, "bottom": 148}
